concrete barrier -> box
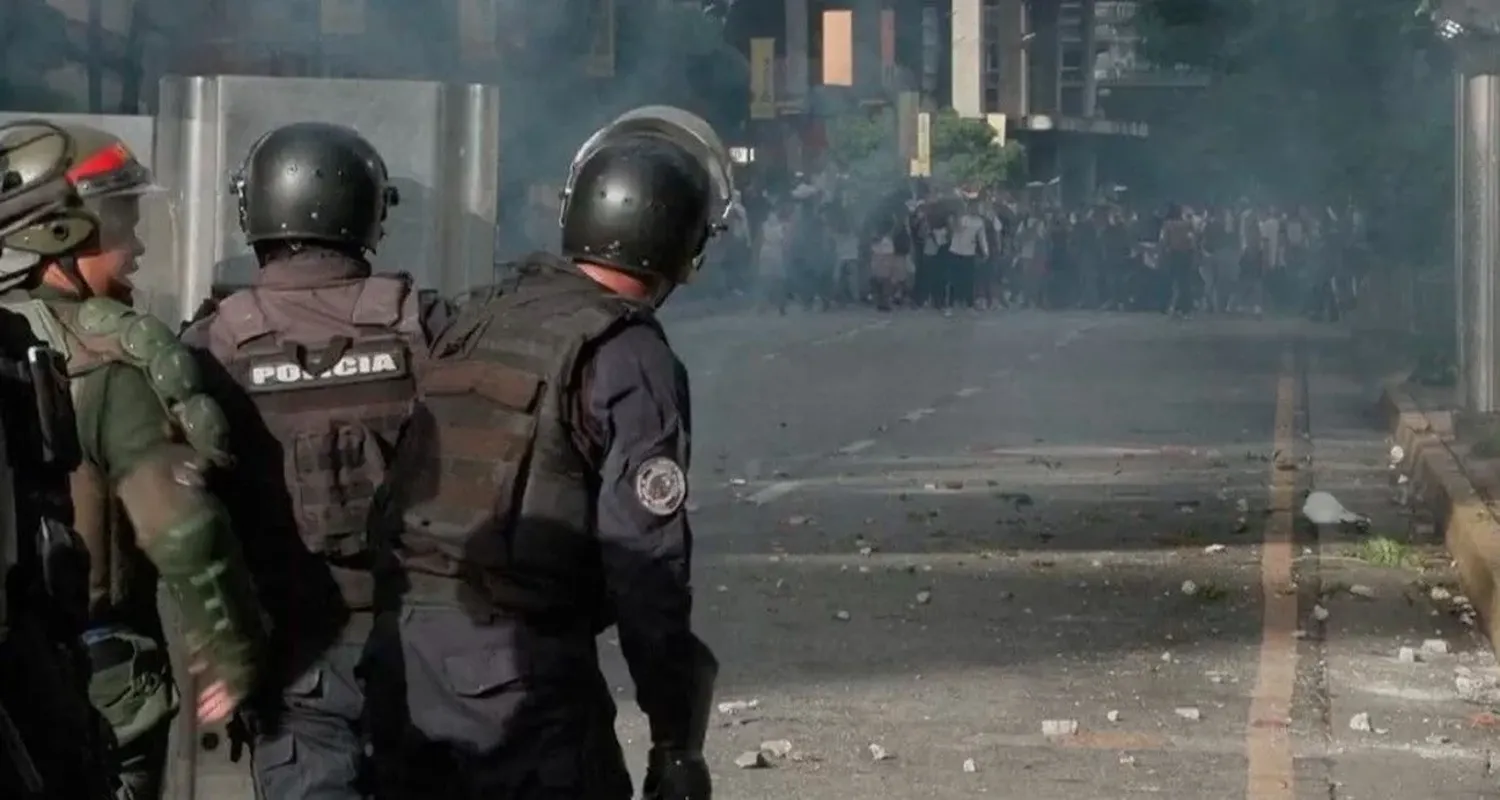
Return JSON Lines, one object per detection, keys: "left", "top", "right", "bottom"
{"left": 1380, "top": 381, "right": 1500, "bottom": 655}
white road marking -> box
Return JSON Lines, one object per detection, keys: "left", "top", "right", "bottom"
{"left": 955, "top": 387, "right": 982, "bottom": 398}
{"left": 838, "top": 439, "right": 876, "bottom": 455}
{"left": 900, "top": 408, "right": 935, "bottom": 422}
{"left": 810, "top": 319, "right": 890, "bottom": 346}
{"left": 1027, "top": 353, "right": 1042, "bottom": 362}
{"left": 747, "top": 480, "right": 800, "bottom": 504}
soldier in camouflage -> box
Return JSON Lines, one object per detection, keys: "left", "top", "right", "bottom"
{"left": 0, "top": 118, "right": 115, "bottom": 799}
{"left": 0, "top": 121, "right": 269, "bottom": 799}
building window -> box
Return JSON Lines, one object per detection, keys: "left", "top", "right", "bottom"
{"left": 984, "top": 85, "right": 1000, "bottom": 111}
{"left": 984, "top": 49, "right": 1001, "bottom": 72}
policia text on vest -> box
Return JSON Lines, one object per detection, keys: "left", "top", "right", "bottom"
{"left": 245, "top": 344, "right": 408, "bottom": 391}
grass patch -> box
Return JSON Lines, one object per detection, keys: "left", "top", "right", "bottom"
{"left": 1350, "top": 536, "right": 1419, "bottom": 568}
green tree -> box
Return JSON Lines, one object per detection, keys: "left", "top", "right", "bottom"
{"left": 824, "top": 107, "right": 900, "bottom": 180}
{"left": 930, "top": 110, "right": 1024, "bottom": 189}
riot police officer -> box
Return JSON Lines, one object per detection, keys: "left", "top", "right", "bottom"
{"left": 370, "top": 106, "right": 726, "bottom": 799}
{"left": 180, "top": 121, "right": 445, "bottom": 799}
{"left": 0, "top": 119, "right": 115, "bottom": 799}
{"left": 0, "top": 120, "right": 268, "bottom": 800}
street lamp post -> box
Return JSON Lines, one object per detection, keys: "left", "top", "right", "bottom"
{"left": 1427, "top": 0, "right": 1500, "bottom": 411}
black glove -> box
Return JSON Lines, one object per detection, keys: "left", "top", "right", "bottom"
{"left": 642, "top": 748, "right": 711, "bottom": 800}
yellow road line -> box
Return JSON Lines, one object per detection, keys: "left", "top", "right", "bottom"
{"left": 1245, "top": 350, "right": 1300, "bottom": 798}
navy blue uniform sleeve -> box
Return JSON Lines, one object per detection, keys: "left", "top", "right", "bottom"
{"left": 585, "top": 321, "right": 705, "bottom": 748}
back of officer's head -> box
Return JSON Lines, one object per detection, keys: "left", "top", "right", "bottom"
{"left": 236, "top": 122, "right": 396, "bottom": 267}
{"left": 560, "top": 133, "right": 714, "bottom": 290}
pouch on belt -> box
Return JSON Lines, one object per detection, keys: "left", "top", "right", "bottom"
{"left": 84, "top": 626, "right": 181, "bottom": 748}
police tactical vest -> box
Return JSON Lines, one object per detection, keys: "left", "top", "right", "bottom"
{"left": 387, "top": 260, "right": 653, "bottom": 618}
{"left": 212, "top": 275, "right": 421, "bottom": 604}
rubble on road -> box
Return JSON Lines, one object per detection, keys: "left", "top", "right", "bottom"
{"left": 1042, "top": 719, "right": 1080, "bottom": 736}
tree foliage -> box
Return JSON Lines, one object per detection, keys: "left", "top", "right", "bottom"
{"left": 823, "top": 107, "right": 1024, "bottom": 190}
{"left": 931, "top": 110, "right": 1024, "bottom": 190}
{"left": 1132, "top": 0, "right": 1450, "bottom": 261}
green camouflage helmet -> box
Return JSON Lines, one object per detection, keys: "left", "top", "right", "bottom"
{"left": 0, "top": 120, "right": 156, "bottom": 260}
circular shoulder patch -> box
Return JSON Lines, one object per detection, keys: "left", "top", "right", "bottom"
{"left": 634, "top": 456, "right": 688, "bottom": 517}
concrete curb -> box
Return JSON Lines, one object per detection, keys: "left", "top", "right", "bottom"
{"left": 1381, "top": 382, "right": 1500, "bottom": 654}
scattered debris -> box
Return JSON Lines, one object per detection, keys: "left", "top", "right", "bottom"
{"left": 1181, "top": 580, "right": 1199, "bottom": 596}
{"left": 1349, "top": 712, "right": 1373, "bottom": 732}
{"left": 1455, "top": 667, "right": 1500, "bottom": 705}
{"left": 1430, "top": 586, "right": 1454, "bottom": 603}
{"left": 734, "top": 751, "right": 770, "bottom": 769}
{"left": 1312, "top": 604, "right": 1330, "bottom": 622}
{"left": 1042, "top": 719, "right": 1080, "bottom": 737}
{"left": 760, "top": 740, "right": 794, "bottom": 759}
{"left": 1106, "top": 710, "right": 1121, "bottom": 723}
{"left": 1203, "top": 543, "right": 1227, "bottom": 554}
{"left": 1174, "top": 707, "right": 1202, "bottom": 722}
{"left": 784, "top": 515, "right": 812, "bottom": 527}
{"left": 1421, "top": 639, "right": 1450, "bottom": 656}
{"left": 1348, "top": 584, "right": 1377, "bottom": 599}
{"left": 1397, "top": 646, "right": 1421, "bottom": 664}
{"left": 868, "top": 743, "right": 895, "bottom": 761}
{"left": 1303, "top": 491, "right": 1370, "bottom": 528}
{"left": 834, "top": 610, "right": 851, "bottom": 622}
{"left": 717, "top": 699, "right": 759, "bottom": 715}
{"left": 1236, "top": 498, "right": 1250, "bottom": 513}
{"left": 962, "top": 758, "right": 978, "bottom": 773}
{"left": 915, "top": 590, "right": 932, "bottom": 605}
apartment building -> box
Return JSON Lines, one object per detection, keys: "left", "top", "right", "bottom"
{"left": 945, "top": 0, "right": 1146, "bottom": 201}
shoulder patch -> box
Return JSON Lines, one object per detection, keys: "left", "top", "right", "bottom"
{"left": 245, "top": 343, "right": 410, "bottom": 393}
{"left": 634, "top": 455, "right": 688, "bottom": 517}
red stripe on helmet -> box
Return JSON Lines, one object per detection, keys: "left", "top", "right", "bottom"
{"left": 66, "top": 143, "right": 131, "bottom": 184}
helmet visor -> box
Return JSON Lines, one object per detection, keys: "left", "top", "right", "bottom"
{"left": 567, "top": 105, "right": 734, "bottom": 223}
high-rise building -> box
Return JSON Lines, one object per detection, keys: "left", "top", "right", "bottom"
{"left": 947, "top": 0, "right": 1147, "bottom": 202}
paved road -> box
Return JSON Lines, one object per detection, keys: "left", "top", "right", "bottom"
{"left": 602, "top": 307, "right": 1500, "bottom": 799}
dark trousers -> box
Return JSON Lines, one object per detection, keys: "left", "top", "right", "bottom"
{"left": 366, "top": 604, "right": 631, "bottom": 800}
{"left": 1165, "top": 252, "right": 1196, "bottom": 314}
{"left": 252, "top": 636, "right": 370, "bottom": 800}
{"left": 947, "top": 254, "right": 977, "bottom": 307}
{"left": 912, "top": 251, "right": 936, "bottom": 306}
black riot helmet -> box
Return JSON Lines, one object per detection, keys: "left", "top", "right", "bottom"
{"left": 560, "top": 134, "right": 714, "bottom": 287}
{"left": 231, "top": 122, "right": 399, "bottom": 253}
{"left": 560, "top": 106, "right": 734, "bottom": 289}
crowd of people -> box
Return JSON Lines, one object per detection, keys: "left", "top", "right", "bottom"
{"left": 703, "top": 176, "right": 1370, "bottom": 322}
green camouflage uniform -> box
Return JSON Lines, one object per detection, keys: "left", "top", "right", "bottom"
{"left": 0, "top": 121, "right": 266, "bottom": 800}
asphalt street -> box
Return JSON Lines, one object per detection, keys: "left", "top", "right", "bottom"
{"left": 603, "top": 306, "right": 1500, "bottom": 800}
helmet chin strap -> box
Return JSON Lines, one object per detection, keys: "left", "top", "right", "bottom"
{"left": 56, "top": 254, "right": 93, "bottom": 299}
